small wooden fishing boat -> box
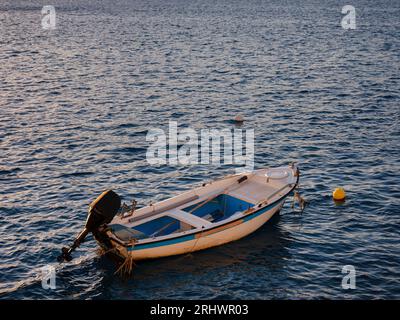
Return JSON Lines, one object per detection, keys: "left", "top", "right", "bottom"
{"left": 58, "top": 164, "right": 299, "bottom": 265}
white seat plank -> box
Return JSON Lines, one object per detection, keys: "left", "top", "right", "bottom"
{"left": 168, "top": 209, "right": 212, "bottom": 229}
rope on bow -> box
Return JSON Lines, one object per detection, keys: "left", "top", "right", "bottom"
{"left": 291, "top": 190, "right": 306, "bottom": 213}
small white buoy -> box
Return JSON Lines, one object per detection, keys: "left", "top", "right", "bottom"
{"left": 234, "top": 114, "right": 244, "bottom": 123}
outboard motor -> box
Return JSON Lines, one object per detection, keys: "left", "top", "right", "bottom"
{"left": 58, "top": 190, "right": 121, "bottom": 262}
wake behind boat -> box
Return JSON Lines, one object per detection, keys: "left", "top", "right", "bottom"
{"left": 58, "top": 164, "right": 300, "bottom": 266}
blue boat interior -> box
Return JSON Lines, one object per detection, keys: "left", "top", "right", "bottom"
{"left": 110, "top": 194, "right": 254, "bottom": 241}
{"left": 181, "top": 194, "right": 253, "bottom": 223}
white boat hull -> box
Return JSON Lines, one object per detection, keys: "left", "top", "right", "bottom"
{"left": 129, "top": 199, "right": 285, "bottom": 260}
{"left": 95, "top": 164, "right": 299, "bottom": 262}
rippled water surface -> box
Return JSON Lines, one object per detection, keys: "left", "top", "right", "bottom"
{"left": 1, "top": 0, "right": 399, "bottom": 299}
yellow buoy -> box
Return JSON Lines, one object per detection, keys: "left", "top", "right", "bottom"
{"left": 333, "top": 187, "right": 346, "bottom": 201}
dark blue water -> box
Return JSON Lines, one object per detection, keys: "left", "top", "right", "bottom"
{"left": 1, "top": 0, "right": 399, "bottom": 299}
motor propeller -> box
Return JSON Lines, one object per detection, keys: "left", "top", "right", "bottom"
{"left": 57, "top": 190, "right": 121, "bottom": 262}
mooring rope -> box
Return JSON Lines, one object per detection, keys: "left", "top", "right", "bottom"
{"left": 96, "top": 235, "right": 137, "bottom": 277}
{"left": 291, "top": 190, "right": 306, "bottom": 213}
{"left": 114, "top": 246, "right": 136, "bottom": 277}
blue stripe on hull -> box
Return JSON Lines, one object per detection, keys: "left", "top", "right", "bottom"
{"left": 242, "top": 201, "right": 281, "bottom": 222}
{"left": 129, "top": 234, "right": 196, "bottom": 251}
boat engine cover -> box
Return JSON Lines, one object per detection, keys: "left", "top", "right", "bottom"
{"left": 86, "top": 190, "right": 121, "bottom": 231}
